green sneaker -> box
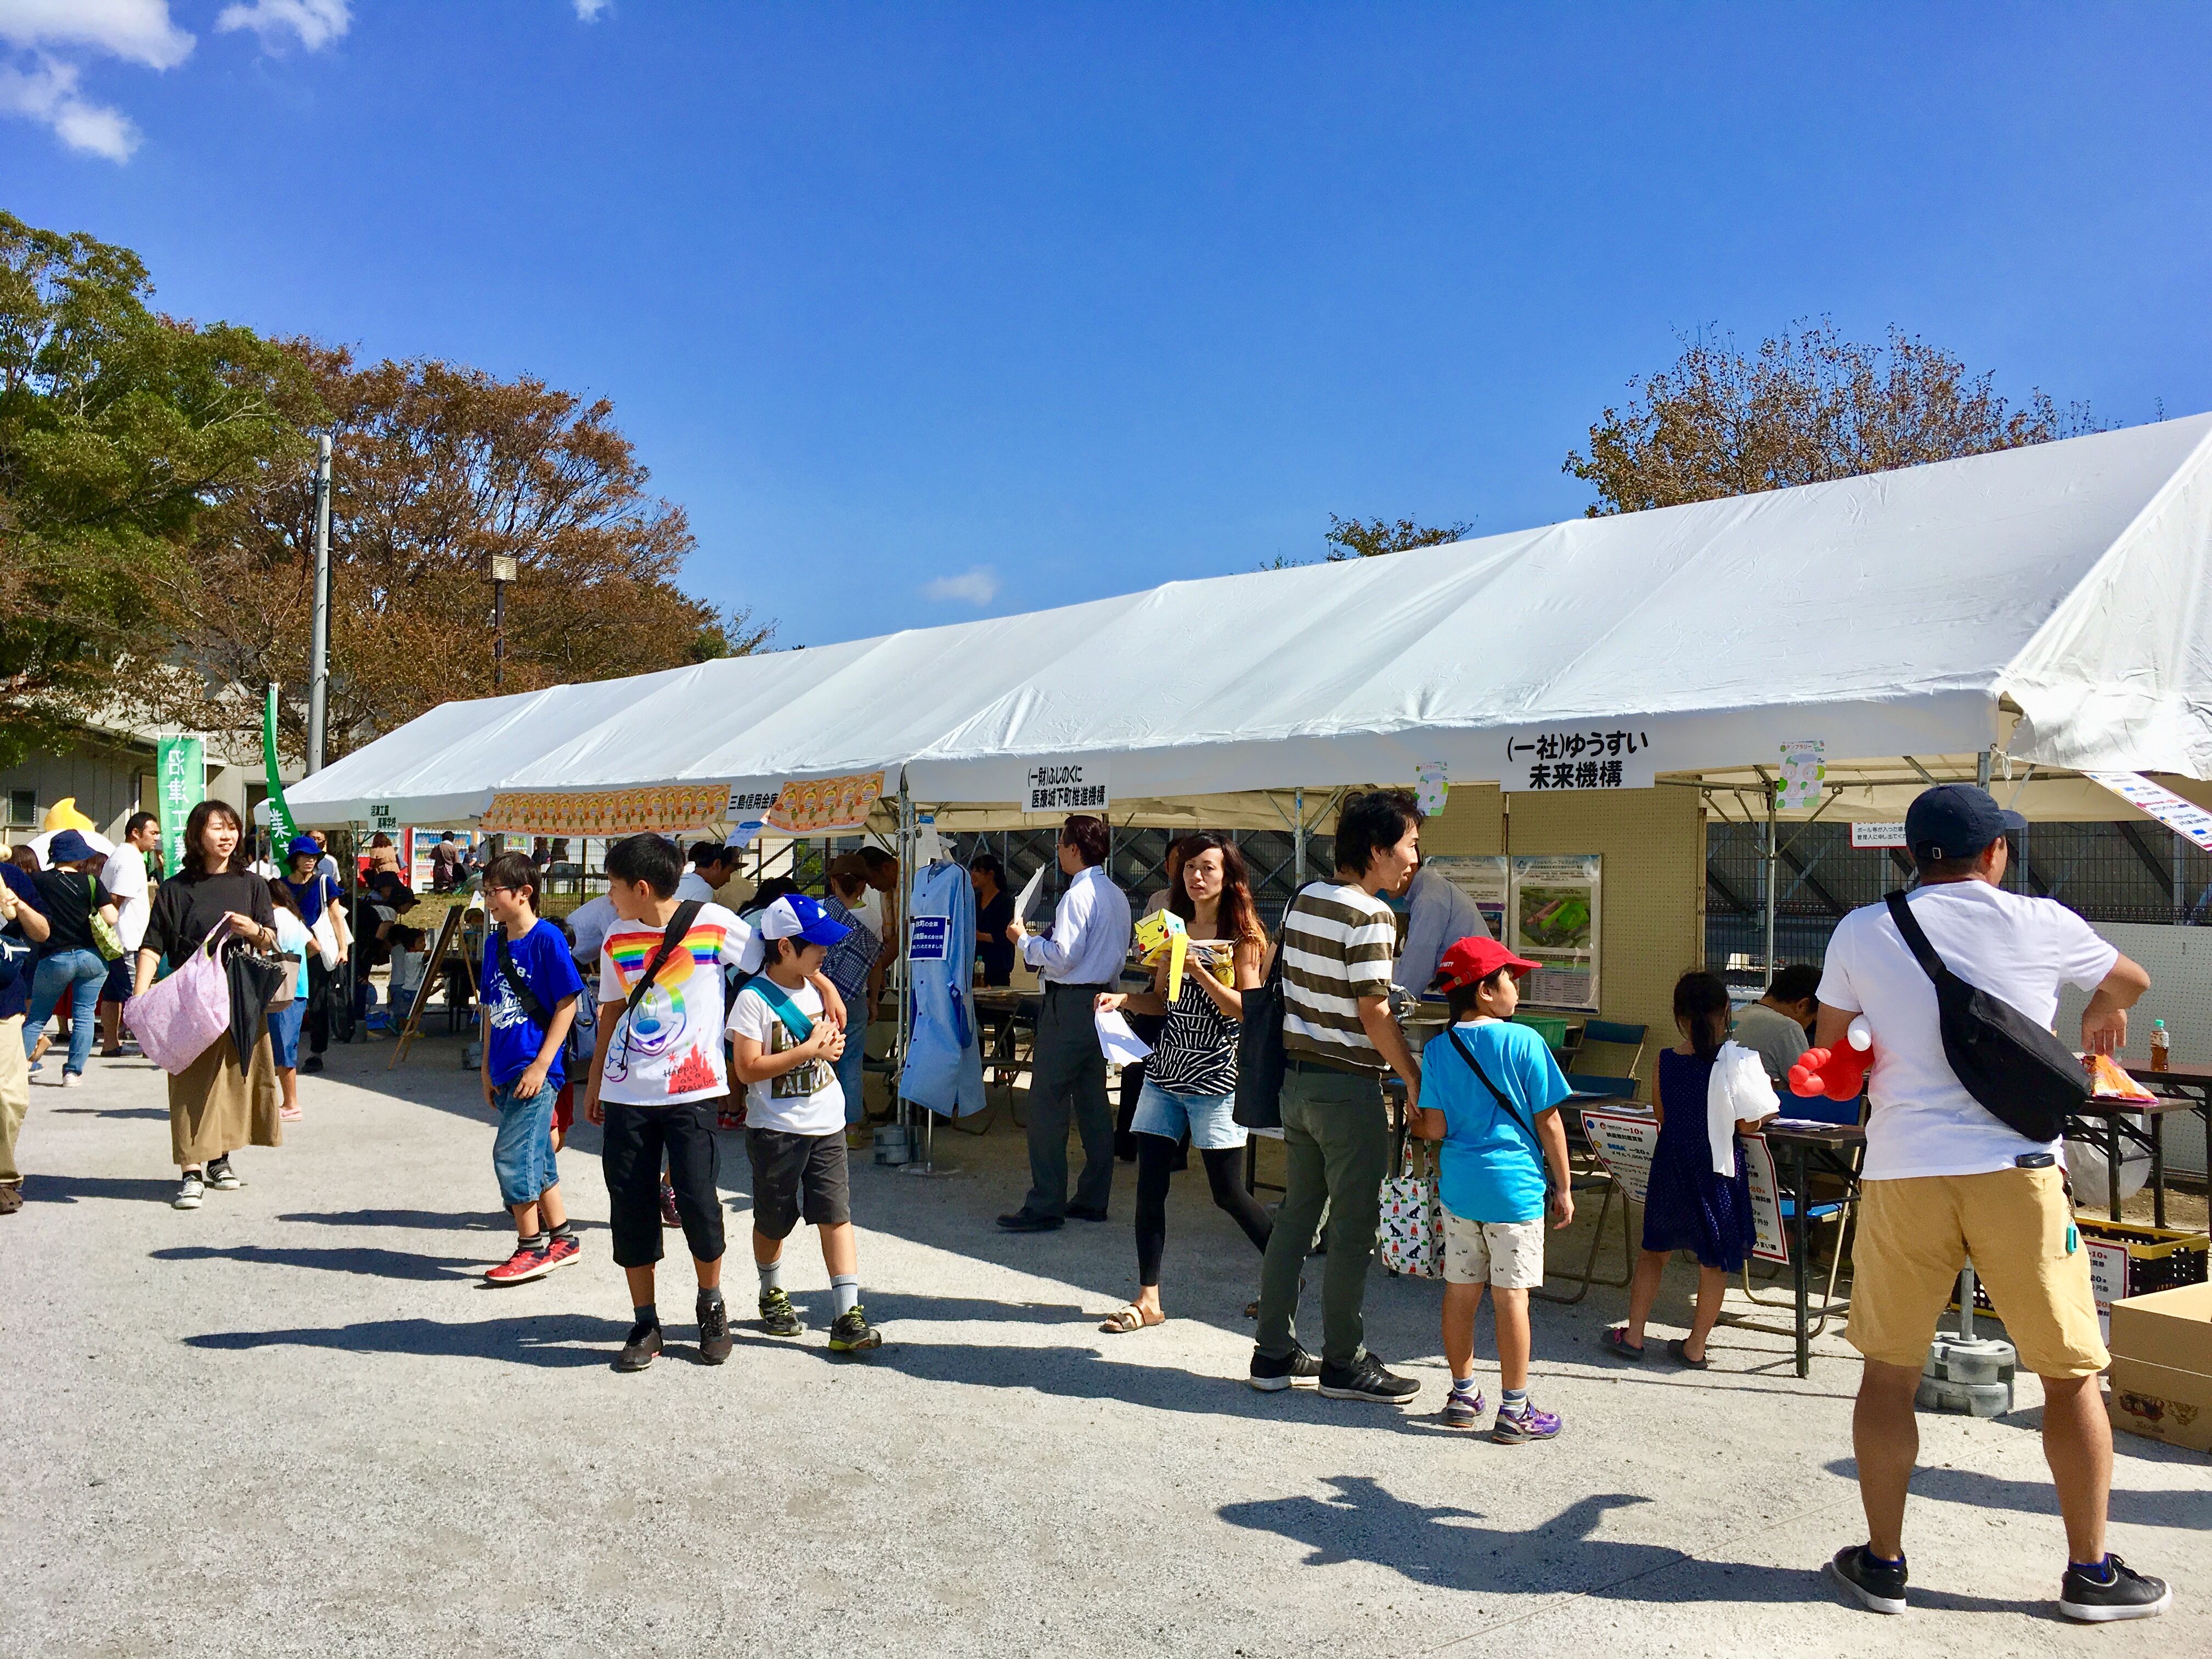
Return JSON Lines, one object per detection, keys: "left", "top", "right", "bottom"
{"left": 758, "top": 1286, "right": 802, "bottom": 1336}
{"left": 827, "top": 1305, "right": 882, "bottom": 1352}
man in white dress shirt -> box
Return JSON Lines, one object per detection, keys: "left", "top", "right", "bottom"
{"left": 1000, "top": 815, "right": 1132, "bottom": 1231}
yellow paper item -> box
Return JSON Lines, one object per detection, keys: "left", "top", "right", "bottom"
{"left": 1132, "top": 909, "right": 1189, "bottom": 1003}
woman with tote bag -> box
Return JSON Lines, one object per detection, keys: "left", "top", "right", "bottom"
{"left": 136, "top": 802, "right": 284, "bottom": 1211}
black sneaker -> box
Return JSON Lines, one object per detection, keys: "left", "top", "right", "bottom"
{"left": 1825, "top": 1545, "right": 1908, "bottom": 1615}
{"left": 696, "top": 1295, "right": 732, "bottom": 1365}
{"left": 302, "top": 1056, "right": 324, "bottom": 1074}
{"left": 1248, "top": 1345, "right": 1324, "bottom": 1392}
{"left": 2059, "top": 1555, "right": 2170, "bottom": 1623}
{"left": 996, "top": 1210, "right": 1063, "bottom": 1232}
{"left": 827, "top": 1305, "right": 883, "bottom": 1352}
{"left": 1066, "top": 1204, "right": 1109, "bottom": 1222}
{"left": 615, "top": 1322, "right": 662, "bottom": 1373}
{"left": 1318, "top": 1353, "right": 1419, "bottom": 1404}
{"left": 758, "top": 1287, "right": 803, "bottom": 1336}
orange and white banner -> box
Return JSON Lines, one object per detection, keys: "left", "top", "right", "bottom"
{"left": 481, "top": 783, "right": 731, "bottom": 837}
{"left": 766, "top": 771, "right": 887, "bottom": 835}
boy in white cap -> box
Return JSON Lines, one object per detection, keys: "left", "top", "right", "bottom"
{"left": 728, "top": 894, "right": 882, "bottom": 1353}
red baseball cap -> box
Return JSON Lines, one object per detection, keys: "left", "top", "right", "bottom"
{"left": 1432, "top": 935, "right": 1540, "bottom": 992}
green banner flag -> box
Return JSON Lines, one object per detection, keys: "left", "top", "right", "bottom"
{"left": 156, "top": 737, "right": 204, "bottom": 877}
{"left": 263, "top": 684, "right": 298, "bottom": 845}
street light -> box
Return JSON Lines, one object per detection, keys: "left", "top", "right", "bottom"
{"left": 489, "top": 554, "right": 518, "bottom": 691}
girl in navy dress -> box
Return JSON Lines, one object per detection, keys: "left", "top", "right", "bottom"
{"left": 1605, "top": 969, "right": 1758, "bottom": 1367}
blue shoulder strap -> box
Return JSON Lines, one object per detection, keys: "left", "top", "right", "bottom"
{"left": 741, "top": 973, "right": 814, "bottom": 1043}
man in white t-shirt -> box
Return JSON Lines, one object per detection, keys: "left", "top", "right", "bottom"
{"left": 583, "top": 834, "right": 848, "bottom": 1375}
{"left": 727, "top": 894, "right": 882, "bottom": 1355}
{"left": 675, "top": 840, "right": 743, "bottom": 906}
{"left": 97, "top": 811, "right": 160, "bottom": 1054}
{"left": 1813, "top": 785, "right": 2164, "bottom": 1624}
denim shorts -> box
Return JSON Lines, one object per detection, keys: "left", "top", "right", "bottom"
{"left": 1131, "top": 1077, "right": 1247, "bottom": 1151}
{"left": 492, "top": 1081, "right": 561, "bottom": 1207}
{"left": 267, "top": 1002, "right": 306, "bottom": 1070}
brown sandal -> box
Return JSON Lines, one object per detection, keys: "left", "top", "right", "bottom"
{"left": 1098, "top": 1305, "right": 1163, "bottom": 1334}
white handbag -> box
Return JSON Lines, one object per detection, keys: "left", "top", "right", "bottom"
{"left": 1376, "top": 1140, "right": 1444, "bottom": 1278}
{"left": 309, "top": 908, "right": 341, "bottom": 971}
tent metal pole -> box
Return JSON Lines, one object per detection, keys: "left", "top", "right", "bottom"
{"left": 897, "top": 785, "right": 913, "bottom": 1141}
{"left": 1293, "top": 787, "right": 1305, "bottom": 887}
{"left": 1763, "top": 783, "right": 1777, "bottom": 990}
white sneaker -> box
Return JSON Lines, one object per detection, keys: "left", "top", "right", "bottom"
{"left": 204, "top": 1159, "right": 244, "bottom": 1191}
{"left": 173, "top": 1172, "right": 204, "bottom": 1209}
{"left": 60, "top": 1072, "right": 81, "bottom": 1088}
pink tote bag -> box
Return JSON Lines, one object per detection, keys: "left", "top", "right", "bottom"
{"left": 125, "top": 924, "right": 234, "bottom": 1075}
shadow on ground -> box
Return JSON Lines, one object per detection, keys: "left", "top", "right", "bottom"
{"left": 1824, "top": 1458, "right": 2212, "bottom": 1531}
{"left": 183, "top": 1312, "right": 634, "bottom": 1368}
{"left": 1217, "top": 1475, "right": 2026, "bottom": 1612}
{"left": 152, "top": 1243, "right": 488, "bottom": 1282}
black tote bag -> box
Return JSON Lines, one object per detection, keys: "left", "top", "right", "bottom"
{"left": 1234, "top": 882, "right": 1322, "bottom": 1131}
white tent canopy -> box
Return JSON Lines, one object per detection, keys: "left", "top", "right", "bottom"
{"left": 286, "top": 414, "right": 2212, "bottom": 829}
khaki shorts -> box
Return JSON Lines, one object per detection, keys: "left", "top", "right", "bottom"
{"left": 1846, "top": 1166, "right": 2107, "bottom": 1378}
{"left": 1441, "top": 1205, "right": 1545, "bottom": 1290}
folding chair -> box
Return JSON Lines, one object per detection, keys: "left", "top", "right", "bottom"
{"left": 1725, "top": 1192, "right": 1856, "bottom": 1338}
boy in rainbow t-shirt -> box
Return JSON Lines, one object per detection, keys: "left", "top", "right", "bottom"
{"left": 584, "top": 834, "right": 847, "bottom": 1374}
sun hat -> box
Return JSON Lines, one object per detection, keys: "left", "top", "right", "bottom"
{"left": 1432, "top": 934, "right": 1541, "bottom": 993}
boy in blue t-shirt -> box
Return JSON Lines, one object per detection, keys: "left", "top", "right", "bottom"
{"left": 479, "top": 851, "right": 585, "bottom": 1285}
{"left": 1410, "top": 935, "right": 1576, "bottom": 1442}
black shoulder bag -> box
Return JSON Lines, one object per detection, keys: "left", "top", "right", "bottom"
{"left": 1448, "top": 1027, "right": 1559, "bottom": 1216}
{"left": 495, "top": 929, "right": 555, "bottom": 1030}
{"left": 1234, "top": 882, "right": 1323, "bottom": 1131}
{"left": 1883, "top": 890, "right": 2089, "bottom": 1144}
{"left": 614, "top": 901, "right": 704, "bottom": 1066}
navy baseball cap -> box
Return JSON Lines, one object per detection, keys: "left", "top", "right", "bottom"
{"left": 758, "top": 893, "right": 850, "bottom": 949}
{"left": 1904, "top": 784, "right": 2026, "bottom": 863}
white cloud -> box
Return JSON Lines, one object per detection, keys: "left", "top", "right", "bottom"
{"left": 0, "top": 55, "right": 138, "bottom": 160}
{"left": 0, "top": 0, "right": 194, "bottom": 71}
{"left": 573, "top": 0, "right": 608, "bottom": 19}
{"left": 215, "top": 0, "right": 350, "bottom": 52}
{"left": 923, "top": 566, "right": 1001, "bottom": 606}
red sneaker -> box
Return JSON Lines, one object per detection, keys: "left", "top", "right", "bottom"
{"left": 539, "top": 1234, "right": 580, "bottom": 1271}
{"left": 484, "top": 1244, "right": 555, "bottom": 1285}
{"left": 659, "top": 1182, "right": 682, "bottom": 1229}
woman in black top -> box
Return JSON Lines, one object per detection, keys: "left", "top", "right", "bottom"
{"left": 970, "top": 854, "right": 1015, "bottom": 986}
{"left": 138, "top": 800, "right": 283, "bottom": 1209}
{"left": 1090, "top": 833, "right": 1273, "bottom": 1333}
{"left": 22, "top": 829, "right": 120, "bottom": 1083}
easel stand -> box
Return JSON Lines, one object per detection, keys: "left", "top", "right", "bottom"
{"left": 387, "top": 901, "right": 479, "bottom": 1069}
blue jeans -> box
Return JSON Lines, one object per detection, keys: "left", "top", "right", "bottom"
{"left": 491, "top": 1081, "right": 560, "bottom": 1207}
{"left": 24, "top": 949, "right": 106, "bottom": 1076}
{"left": 837, "top": 1028, "right": 868, "bottom": 1125}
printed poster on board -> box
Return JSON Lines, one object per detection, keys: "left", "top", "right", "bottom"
{"left": 1511, "top": 854, "right": 1600, "bottom": 1010}
{"left": 1579, "top": 1108, "right": 1657, "bottom": 1204}
{"left": 1422, "top": 855, "right": 1509, "bottom": 944}
{"left": 1737, "top": 1133, "right": 1788, "bottom": 1265}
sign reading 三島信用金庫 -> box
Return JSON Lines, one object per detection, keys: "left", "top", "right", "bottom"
{"left": 1024, "top": 759, "right": 1109, "bottom": 815}
{"left": 2084, "top": 771, "right": 2212, "bottom": 852}
{"left": 1502, "top": 727, "right": 1657, "bottom": 792}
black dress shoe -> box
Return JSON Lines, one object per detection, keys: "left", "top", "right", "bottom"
{"left": 1065, "top": 1204, "right": 1109, "bottom": 1222}
{"left": 996, "top": 1211, "right": 1063, "bottom": 1232}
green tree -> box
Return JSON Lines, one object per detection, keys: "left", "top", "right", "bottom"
{"left": 0, "top": 210, "right": 313, "bottom": 765}
{"left": 1322, "top": 513, "right": 1474, "bottom": 560}
{"left": 1564, "top": 319, "right": 2105, "bottom": 517}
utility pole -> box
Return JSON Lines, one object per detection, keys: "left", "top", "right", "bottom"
{"left": 490, "top": 554, "right": 517, "bottom": 691}
{"left": 306, "top": 433, "right": 333, "bottom": 774}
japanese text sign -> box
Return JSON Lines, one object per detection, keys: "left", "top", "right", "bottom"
{"left": 1503, "top": 727, "right": 1655, "bottom": 792}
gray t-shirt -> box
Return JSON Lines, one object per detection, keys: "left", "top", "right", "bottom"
{"left": 1731, "top": 1000, "right": 1809, "bottom": 1084}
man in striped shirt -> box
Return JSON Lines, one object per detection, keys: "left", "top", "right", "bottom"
{"left": 1250, "top": 789, "right": 1426, "bottom": 1403}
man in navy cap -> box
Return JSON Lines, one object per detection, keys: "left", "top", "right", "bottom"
{"left": 1813, "top": 785, "right": 2166, "bottom": 1623}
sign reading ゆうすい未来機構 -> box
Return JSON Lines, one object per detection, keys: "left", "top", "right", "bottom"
{"left": 1502, "top": 727, "right": 1656, "bottom": 792}
{"left": 1024, "top": 760, "right": 1109, "bottom": 815}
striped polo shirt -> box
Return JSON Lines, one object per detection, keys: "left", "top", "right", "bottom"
{"left": 1280, "top": 881, "right": 1397, "bottom": 1071}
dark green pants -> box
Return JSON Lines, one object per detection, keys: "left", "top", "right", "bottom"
{"left": 1253, "top": 1060, "right": 1389, "bottom": 1367}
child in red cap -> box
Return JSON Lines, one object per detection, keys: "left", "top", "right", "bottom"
{"left": 1408, "top": 935, "right": 1576, "bottom": 1442}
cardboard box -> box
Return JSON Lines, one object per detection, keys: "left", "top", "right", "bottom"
{"left": 2108, "top": 1280, "right": 2212, "bottom": 1375}
{"left": 2107, "top": 1356, "right": 2212, "bottom": 1454}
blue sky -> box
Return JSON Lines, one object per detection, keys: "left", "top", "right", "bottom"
{"left": 5, "top": 2, "right": 2210, "bottom": 646}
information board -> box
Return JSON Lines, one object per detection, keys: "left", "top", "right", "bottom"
{"left": 1422, "top": 855, "right": 1509, "bottom": 944}
{"left": 1738, "top": 1133, "right": 1788, "bottom": 1265}
{"left": 1579, "top": 1107, "right": 1657, "bottom": 1204}
{"left": 1511, "top": 854, "right": 1601, "bottom": 1009}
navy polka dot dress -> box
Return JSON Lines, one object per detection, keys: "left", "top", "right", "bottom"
{"left": 1639, "top": 1048, "right": 1757, "bottom": 1272}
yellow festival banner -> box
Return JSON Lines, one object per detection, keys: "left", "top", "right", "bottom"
{"left": 480, "top": 783, "right": 732, "bottom": 837}
{"left": 766, "top": 771, "right": 886, "bottom": 835}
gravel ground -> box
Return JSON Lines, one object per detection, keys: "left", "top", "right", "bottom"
{"left": 4, "top": 1030, "right": 2204, "bottom": 1658}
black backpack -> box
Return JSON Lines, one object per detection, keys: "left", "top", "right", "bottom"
{"left": 1883, "top": 890, "right": 2090, "bottom": 1144}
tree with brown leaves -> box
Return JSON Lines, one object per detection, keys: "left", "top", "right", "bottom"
{"left": 1563, "top": 320, "right": 2106, "bottom": 517}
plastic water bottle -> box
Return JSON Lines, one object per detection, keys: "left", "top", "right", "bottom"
{"left": 2151, "top": 1018, "right": 2169, "bottom": 1073}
